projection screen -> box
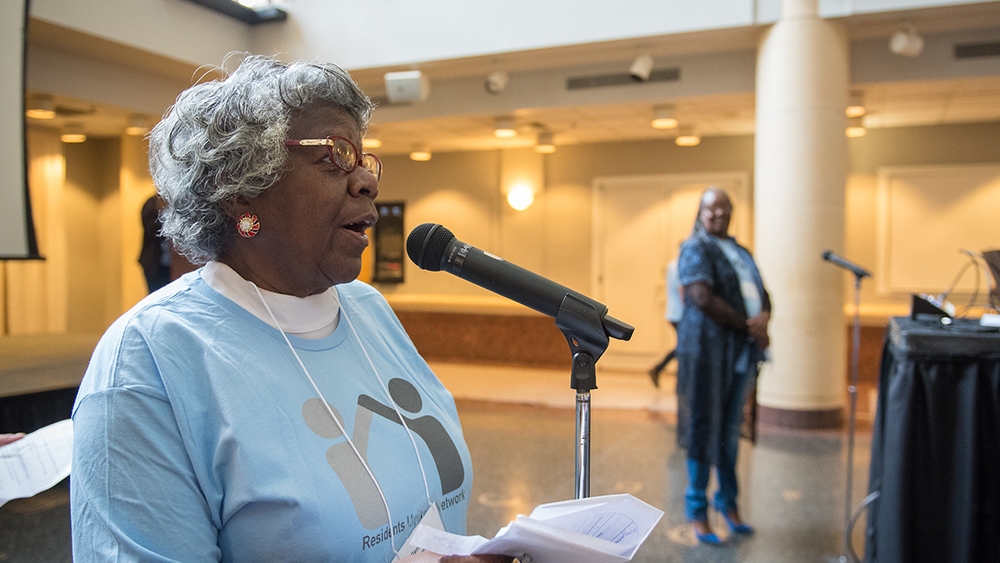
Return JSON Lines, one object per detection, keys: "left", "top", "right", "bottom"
{"left": 0, "top": 0, "right": 40, "bottom": 259}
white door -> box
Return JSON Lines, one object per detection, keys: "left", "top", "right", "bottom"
{"left": 593, "top": 173, "right": 749, "bottom": 371}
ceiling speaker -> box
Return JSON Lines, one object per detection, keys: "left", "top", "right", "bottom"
{"left": 384, "top": 70, "right": 430, "bottom": 104}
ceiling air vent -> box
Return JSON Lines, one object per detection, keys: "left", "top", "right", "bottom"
{"left": 566, "top": 68, "right": 680, "bottom": 90}
{"left": 954, "top": 42, "right": 1000, "bottom": 59}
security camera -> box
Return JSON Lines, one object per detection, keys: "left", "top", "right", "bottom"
{"left": 484, "top": 70, "right": 509, "bottom": 95}
{"left": 629, "top": 53, "right": 654, "bottom": 82}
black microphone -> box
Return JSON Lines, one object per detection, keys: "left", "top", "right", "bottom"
{"left": 406, "top": 223, "right": 633, "bottom": 341}
{"left": 822, "top": 250, "right": 871, "bottom": 278}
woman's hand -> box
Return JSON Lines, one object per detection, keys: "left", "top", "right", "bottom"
{"left": 398, "top": 552, "right": 514, "bottom": 563}
{"left": 747, "top": 312, "right": 770, "bottom": 350}
{"left": 0, "top": 433, "right": 25, "bottom": 447}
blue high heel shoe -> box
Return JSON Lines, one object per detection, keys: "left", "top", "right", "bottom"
{"left": 720, "top": 509, "right": 754, "bottom": 535}
{"left": 691, "top": 520, "right": 723, "bottom": 545}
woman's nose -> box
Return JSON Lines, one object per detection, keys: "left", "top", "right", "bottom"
{"left": 349, "top": 168, "right": 379, "bottom": 200}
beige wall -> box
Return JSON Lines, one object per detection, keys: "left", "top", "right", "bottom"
{"left": 845, "top": 121, "right": 1000, "bottom": 320}
{"left": 6, "top": 120, "right": 998, "bottom": 337}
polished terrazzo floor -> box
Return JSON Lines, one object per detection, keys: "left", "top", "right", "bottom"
{"left": 0, "top": 361, "right": 873, "bottom": 562}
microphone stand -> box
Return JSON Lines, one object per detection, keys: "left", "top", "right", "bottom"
{"left": 841, "top": 271, "right": 866, "bottom": 563}
{"left": 553, "top": 294, "right": 613, "bottom": 499}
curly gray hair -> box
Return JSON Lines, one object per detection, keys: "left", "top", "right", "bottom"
{"left": 149, "top": 54, "right": 373, "bottom": 264}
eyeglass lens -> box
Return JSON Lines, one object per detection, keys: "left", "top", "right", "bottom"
{"left": 329, "top": 138, "right": 380, "bottom": 179}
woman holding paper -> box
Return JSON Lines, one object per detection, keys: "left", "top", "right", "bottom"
{"left": 675, "top": 187, "right": 770, "bottom": 543}
{"left": 71, "top": 54, "right": 509, "bottom": 563}
{"left": 0, "top": 434, "right": 24, "bottom": 446}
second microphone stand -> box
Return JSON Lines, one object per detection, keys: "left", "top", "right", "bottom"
{"left": 553, "top": 294, "right": 633, "bottom": 499}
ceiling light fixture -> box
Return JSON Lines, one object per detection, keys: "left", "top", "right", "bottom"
{"left": 409, "top": 144, "right": 432, "bottom": 161}
{"left": 845, "top": 116, "right": 867, "bottom": 138}
{"left": 534, "top": 131, "right": 556, "bottom": 153}
{"left": 362, "top": 137, "right": 382, "bottom": 149}
{"left": 484, "top": 69, "right": 509, "bottom": 95}
{"left": 494, "top": 116, "right": 517, "bottom": 138}
{"left": 629, "top": 53, "right": 654, "bottom": 82}
{"left": 889, "top": 22, "right": 924, "bottom": 57}
{"left": 61, "top": 123, "right": 87, "bottom": 144}
{"left": 675, "top": 126, "right": 700, "bottom": 147}
{"left": 126, "top": 114, "right": 150, "bottom": 136}
{"left": 845, "top": 91, "right": 866, "bottom": 118}
{"left": 25, "top": 94, "right": 56, "bottom": 120}
{"left": 651, "top": 105, "right": 678, "bottom": 129}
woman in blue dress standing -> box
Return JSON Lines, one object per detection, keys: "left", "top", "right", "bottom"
{"left": 676, "top": 187, "right": 771, "bottom": 543}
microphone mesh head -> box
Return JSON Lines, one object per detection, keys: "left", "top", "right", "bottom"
{"left": 406, "top": 223, "right": 455, "bottom": 271}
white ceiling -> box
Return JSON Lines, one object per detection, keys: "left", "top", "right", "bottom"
{"left": 25, "top": 3, "right": 1000, "bottom": 154}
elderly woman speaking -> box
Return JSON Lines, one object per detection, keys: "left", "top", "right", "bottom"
{"left": 71, "top": 56, "right": 508, "bottom": 563}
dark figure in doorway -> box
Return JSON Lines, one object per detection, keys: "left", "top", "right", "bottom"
{"left": 138, "top": 194, "right": 171, "bottom": 292}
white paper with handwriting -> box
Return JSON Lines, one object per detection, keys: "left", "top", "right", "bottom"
{"left": 0, "top": 419, "right": 73, "bottom": 507}
{"left": 407, "top": 493, "right": 662, "bottom": 563}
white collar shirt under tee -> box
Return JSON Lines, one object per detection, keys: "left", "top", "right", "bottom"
{"left": 71, "top": 268, "right": 473, "bottom": 562}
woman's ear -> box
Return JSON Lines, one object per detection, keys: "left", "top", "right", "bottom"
{"left": 221, "top": 196, "right": 253, "bottom": 221}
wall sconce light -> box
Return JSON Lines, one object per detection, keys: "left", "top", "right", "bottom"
{"left": 409, "top": 144, "right": 432, "bottom": 161}
{"left": 125, "top": 114, "right": 150, "bottom": 136}
{"left": 675, "top": 126, "right": 700, "bottom": 147}
{"left": 651, "top": 105, "right": 678, "bottom": 129}
{"left": 889, "top": 22, "right": 924, "bottom": 57}
{"left": 484, "top": 69, "right": 509, "bottom": 95}
{"left": 845, "top": 116, "right": 867, "bottom": 137}
{"left": 534, "top": 131, "right": 556, "bottom": 153}
{"left": 845, "top": 91, "right": 866, "bottom": 118}
{"left": 26, "top": 94, "right": 56, "bottom": 120}
{"left": 494, "top": 116, "right": 517, "bottom": 138}
{"left": 362, "top": 137, "right": 382, "bottom": 149}
{"left": 629, "top": 53, "right": 654, "bottom": 82}
{"left": 61, "top": 123, "right": 87, "bottom": 143}
{"left": 507, "top": 183, "right": 535, "bottom": 211}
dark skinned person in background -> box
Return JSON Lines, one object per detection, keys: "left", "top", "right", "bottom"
{"left": 675, "top": 187, "right": 770, "bottom": 544}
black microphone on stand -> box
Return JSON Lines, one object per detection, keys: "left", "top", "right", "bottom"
{"left": 822, "top": 250, "right": 871, "bottom": 278}
{"left": 406, "top": 223, "right": 633, "bottom": 341}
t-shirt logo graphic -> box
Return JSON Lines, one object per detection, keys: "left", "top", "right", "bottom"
{"left": 301, "top": 378, "right": 464, "bottom": 530}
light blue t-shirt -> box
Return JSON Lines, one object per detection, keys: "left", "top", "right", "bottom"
{"left": 71, "top": 271, "right": 472, "bottom": 562}
{"left": 666, "top": 259, "right": 683, "bottom": 323}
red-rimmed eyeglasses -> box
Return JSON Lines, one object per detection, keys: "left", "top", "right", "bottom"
{"left": 284, "top": 136, "right": 382, "bottom": 180}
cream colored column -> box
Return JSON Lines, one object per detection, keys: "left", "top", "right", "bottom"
{"left": 754, "top": 0, "right": 848, "bottom": 427}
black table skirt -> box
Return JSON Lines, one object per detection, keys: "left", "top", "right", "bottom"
{"left": 865, "top": 317, "right": 1000, "bottom": 563}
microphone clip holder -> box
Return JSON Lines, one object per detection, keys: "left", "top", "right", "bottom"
{"left": 555, "top": 293, "right": 609, "bottom": 393}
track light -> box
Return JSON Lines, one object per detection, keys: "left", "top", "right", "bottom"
{"left": 494, "top": 116, "right": 517, "bottom": 138}
{"left": 651, "top": 105, "right": 678, "bottom": 129}
{"left": 484, "top": 69, "right": 509, "bottom": 95}
{"left": 534, "top": 131, "right": 556, "bottom": 153}
{"left": 61, "top": 123, "right": 87, "bottom": 144}
{"left": 629, "top": 53, "right": 654, "bottom": 82}
{"left": 409, "top": 144, "right": 432, "bottom": 161}
{"left": 26, "top": 94, "right": 56, "bottom": 120}
{"left": 675, "top": 126, "right": 700, "bottom": 147}
{"left": 889, "top": 22, "right": 923, "bottom": 57}
{"left": 126, "top": 114, "right": 150, "bottom": 136}
{"left": 362, "top": 137, "right": 382, "bottom": 149}
{"left": 845, "top": 116, "right": 866, "bottom": 138}
{"left": 845, "top": 91, "right": 866, "bottom": 118}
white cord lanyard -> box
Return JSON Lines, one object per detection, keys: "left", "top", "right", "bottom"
{"left": 252, "top": 284, "right": 434, "bottom": 559}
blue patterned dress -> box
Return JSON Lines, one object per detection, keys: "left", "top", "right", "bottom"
{"left": 675, "top": 231, "right": 770, "bottom": 464}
